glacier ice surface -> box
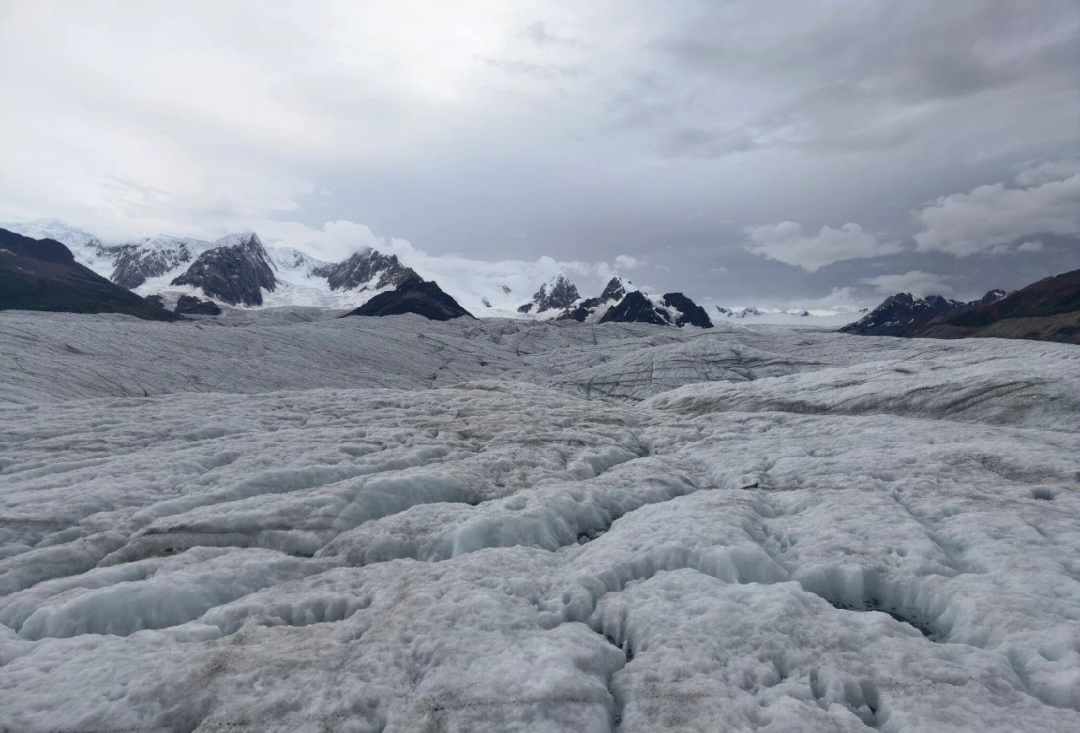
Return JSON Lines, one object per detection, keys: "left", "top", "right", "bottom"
{"left": 2, "top": 310, "right": 1079, "bottom": 731}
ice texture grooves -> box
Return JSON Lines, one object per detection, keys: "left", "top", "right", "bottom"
{"left": 2, "top": 311, "right": 1080, "bottom": 731}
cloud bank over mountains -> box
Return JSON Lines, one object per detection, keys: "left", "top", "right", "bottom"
{"left": 1, "top": 1, "right": 1077, "bottom": 307}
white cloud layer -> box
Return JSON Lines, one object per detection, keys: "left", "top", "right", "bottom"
{"left": 254, "top": 219, "right": 634, "bottom": 313}
{"left": 913, "top": 162, "right": 1080, "bottom": 256}
{"left": 863, "top": 270, "right": 954, "bottom": 297}
{"left": 744, "top": 221, "right": 901, "bottom": 272}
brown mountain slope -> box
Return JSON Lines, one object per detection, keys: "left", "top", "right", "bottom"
{"left": 915, "top": 268, "right": 1080, "bottom": 344}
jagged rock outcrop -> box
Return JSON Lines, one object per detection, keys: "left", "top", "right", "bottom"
{"left": 0, "top": 228, "right": 176, "bottom": 321}
{"left": 662, "top": 292, "right": 714, "bottom": 328}
{"left": 110, "top": 238, "right": 196, "bottom": 289}
{"left": 171, "top": 233, "right": 276, "bottom": 306}
{"left": 595, "top": 290, "right": 715, "bottom": 328}
{"left": 518, "top": 274, "right": 580, "bottom": 314}
{"left": 558, "top": 277, "right": 628, "bottom": 322}
{"left": 174, "top": 294, "right": 222, "bottom": 316}
{"left": 599, "top": 277, "right": 627, "bottom": 303}
{"left": 599, "top": 290, "right": 669, "bottom": 325}
{"left": 343, "top": 275, "right": 473, "bottom": 321}
{"left": 556, "top": 277, "right": 712, "bottom": 328}
{"left": 840, "top": 293, "right": 962, "bottom": 337}
{"left": 313, "top": 249, "right": 416, "bottom": 292}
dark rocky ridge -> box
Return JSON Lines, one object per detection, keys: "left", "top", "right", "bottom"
{"left": 171, "top": 234, "right": 276, "bottom": 306}
{"left": 559, "top": 277, "right": 628, "bottom": 322}
{"left": 662, "top": 292, "right": 714, "bottom": 328}
{"left": 0, "top": 228, "right": 177, "bottom": 321}
{"left": 600, "top": 290, "right": 670, "bottom": 325}
{"left": 343, "top": 275, "right": 473, "bottom": 321}
{"left": 843, "top": 270, "right": 1080, "bottom": 344}
{"left": 917, "top": 269, "right": 1080, "bottom": 344}
{"left": 174, "top": 294, "right": 222, "bottom": 316}
{"left": 313, "top": 249, "right": 416, "bottom": 292}
{"left": 839, "top": 293, "right": 962, "bottom": 337}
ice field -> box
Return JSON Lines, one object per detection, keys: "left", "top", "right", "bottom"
{"left": 2, "top": 310, "right": 1080, "bottom": 731}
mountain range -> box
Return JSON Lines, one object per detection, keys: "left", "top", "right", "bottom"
{"left": 0, "top": 220, "right": 418, "bottom": 309}
{"left": 0, "top": 223, "right": 716, "bottom": 327}
{"left": 5, "top": 219, "right": 1078, "bottom": 341}
{"left": 0, "top": 228, "right": 176, "bottom": 320}
{"left": 843, "top": 273, "right": 1080, "bottom": 344}
{"left": 518, "top": 274, "right": 713, "bottom": 328}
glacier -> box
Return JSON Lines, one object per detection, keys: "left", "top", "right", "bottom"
{"left": 2, "top": 310, "right": 1079, "bottom": 731}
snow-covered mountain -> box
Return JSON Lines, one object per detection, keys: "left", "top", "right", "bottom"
{"left": 170, "top": 232, "right": 278, "bottom": 306}
{"left": 840, "top": 293, "right": 963, "bottom": 337}
{"left": 558, "top": 276, "right": 630, "bottom": 322}
{"left": 0, "top": 220, "right": 421, "bottom": 310}
{"left": 109, "top": 236, "right": 208, "bottom": 289}
{"left": 715, "top": 304, "right": 869, "bottom": 328}
{"left": 0, "top": 227, "right": 176, "bottom": 320}
{"left": 554, "top": 276, "right": 712, "bottom": 328}
{"left": 3, "top": 219, "right": 711, "bottom": 322}
{"left": 517, "top": 272, "right": 580, "bottom": 314}
{"left": 1, "top": 218, "right": 118, "bottom": 276}
{"left": 314, "top": 248, "right": 416, "bottom": 292}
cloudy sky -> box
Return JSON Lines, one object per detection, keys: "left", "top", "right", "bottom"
{"left": 1, "top": 0, "right": 1078, "bottom": 307}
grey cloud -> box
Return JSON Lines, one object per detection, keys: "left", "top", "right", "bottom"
{"left": 2, "top": 0, "right": 1078, "bottom": 311}
{"left": 632, "top": 1, "right": 1079, "bottom": 158}
{"left": 744, "top": 221, "right": 903, "bottom": 272}
{"left": 863, "top": 270, "right": 955, "bottom": 298}
{"left": 914, "top": 164, "right": 1080, "bottom": 256}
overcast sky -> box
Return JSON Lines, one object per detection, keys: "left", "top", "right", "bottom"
{"left": 1, "top": 0, "right": 1078, "bottom": 307}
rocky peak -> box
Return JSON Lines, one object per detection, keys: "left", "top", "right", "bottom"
{"left": 314, "top": 248, "right": 417, "bottom": 292}
{"left": 599, "top": 290, "right": 669, "bottom": 325}
{"left": 840, "top": 292, "right": 962, "bottom": 337}
{"left": 173, "top": 294, "right": 222, "bottom": 316}
{"left": 343, "top": 274, "right": 473, "bottom": 321}
{"left": 662, "top": 292, "right": 714, "bottom": 328}
{"left": 170, "top": 232, "right": 277, "bottom": 306}
{"left": 518, "top": 273, "right": 580, "bottom": 313}
{"left": 110, "top": 237, "right": 197, "bottom": 289}
{"left": 599, "top": 276, "right": 627, "bottom": 303}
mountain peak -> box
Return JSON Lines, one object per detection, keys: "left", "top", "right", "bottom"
{"left": 343, "top": 275, "right": 473, "bottom": 321}
{"left": 213, "top": 231, "right": 262, "bottom": 250}
{"left": 171, "top": 234, "right": 276, "bottom": 306}
{"left": 841, "top": 292, "right": 962, "bottom": 337}
{"left": 313, "top": 247, "right": 416, "bottom": 292}
{"left": 599, "top": 276, "right": 628, "bottom": 302}
{"left": 518, "top": 272, "right": 580, "bottom": 313}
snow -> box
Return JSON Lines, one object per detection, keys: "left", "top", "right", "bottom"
{"left": 0, "top": 218, "right": 117, "bottom": 275}
{"left": 2, "top": 311, "right": 1080, "bottom": 730}
{"left": 717, "top": 305, "right": 868, "bottom": 329}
